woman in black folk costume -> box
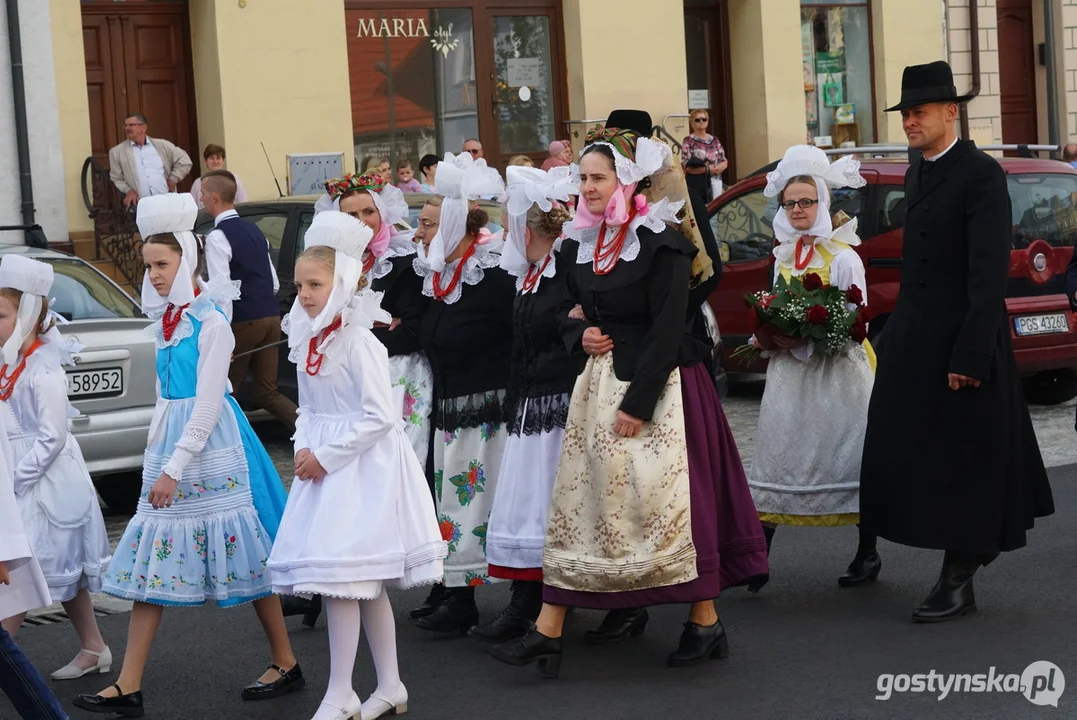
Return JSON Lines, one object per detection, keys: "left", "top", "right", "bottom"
{"left": 468, "top": 165, "right": 583, "bottom": 644}
{"left": 410, "top": 152, "right": 517, "bottom": 634}
{"left": 491, "top": 112, "right": 768, "bottom": 676}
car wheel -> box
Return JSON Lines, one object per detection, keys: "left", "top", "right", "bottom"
{"left": 94, "top": 473, "right": 142, "bottom": 515}
{"left": 1022, "top": 369, "right": 1077, "bottom": 406}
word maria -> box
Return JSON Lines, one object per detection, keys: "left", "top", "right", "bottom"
{"left": 876, "top": 662, "right": 1065, "bottom": 706}
{"left": 356, "top": 17, "right": 430, "bottom": 38}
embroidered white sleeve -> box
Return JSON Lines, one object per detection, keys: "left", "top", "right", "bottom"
{"left": 12, "top": 364, "right": 69, "bottom": 495}
{"left": 162, "top": 312, "right": 233, "bottom": 481}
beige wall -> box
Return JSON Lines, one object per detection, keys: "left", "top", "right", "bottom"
{"left": 49, "top": 0, "right": 92, "bottom": 235}
{"left": 191, "top": 0, "right": 353, "bottom": 201}
{"left": 561, "top": 0, "right": 688, "bottom": 147}
{"left": 1062, "top": 0, "right": 1077, "bottom": 140}
{"left": 946, "top": 0, "right": 1002, "bottom": 144}
{"left": 871, "top": 0, "right": 945, "bottom": 143}
{"left": 728, "top": 0, "right": 804, "bottom": 175}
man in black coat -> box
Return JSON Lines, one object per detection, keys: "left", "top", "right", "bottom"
{"left": 859, "top": 61, "right": 1054, "bottom": 623}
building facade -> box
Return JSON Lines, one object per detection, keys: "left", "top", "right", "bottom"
{"left": 0, "top": 0, "right": 1070, "bottom": 245}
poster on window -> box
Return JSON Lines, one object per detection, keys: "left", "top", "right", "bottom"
{"left": 801, "top": 20, "right": 815, "bottom": 91}
{"left": 821, "top": 73, "right": 844, "bottom": 107}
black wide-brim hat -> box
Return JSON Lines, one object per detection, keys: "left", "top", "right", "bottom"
{"left": 605, "top": 109, "right": 653, "bottom": 137}
{"left": 885, "top": 60, "right": 974, "bottom": 112}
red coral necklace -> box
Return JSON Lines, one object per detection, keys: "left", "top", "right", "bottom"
{"left": 432, "top": 242, "right": 478, "bottom": 302}
{"left": 0, "top": 338, "right": 44, "bottom": 401}
{"left": 594, "top": 205, "right": 638, "bottom": 276}
{"left": 794, "top": 237, "right": 816, "bottom": 271}
{"left": 521, "top": 254, "right": 553, "bottom": 294}
{"left": 305, "top": 315, "right": 343, "bottom": 376}
{"left": 160, "top": 288, "right": 201, "bottom": 343}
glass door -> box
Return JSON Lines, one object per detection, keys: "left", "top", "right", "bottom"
{"left": 485, "top": 8, "right": 564, "bottom": 168}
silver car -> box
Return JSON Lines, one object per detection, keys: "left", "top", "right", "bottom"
{"left": 0, "top": 246, "right": 156, "bottom": 513}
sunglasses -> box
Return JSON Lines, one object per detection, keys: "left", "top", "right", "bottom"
{"left": 693, "top": 117, "right": 709, "bottom": 123}
{"left": 780, "top": 199, "right": 819, "bottom": 210}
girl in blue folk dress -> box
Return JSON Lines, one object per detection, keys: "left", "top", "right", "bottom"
{"left": 74, "top": 195, "right": 302, "bottom": 717}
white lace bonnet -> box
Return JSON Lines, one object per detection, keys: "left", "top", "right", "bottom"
{"left": 136, "top": 194, "right": 200, "bottom": 317}
{"left": 499, "top": 164, "right": 578, "bottom": 277}
{"left": 582, "top": 129, "right": 673, "bottom": 186}
{"left": 0, "top": 254, "right": 54, "bottom": 365}
{"left": 293, "top": 211, "right": 373, "bottom": 335}
{"left": 763, "top": 145, "right": 865, "bottom": 198}
{"left": 418, "top": 151, "right": 505, "bottom": 273}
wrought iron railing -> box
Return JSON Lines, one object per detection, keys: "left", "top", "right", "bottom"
{"left": 81, "top": 157, "right": 143, "bottom": 287}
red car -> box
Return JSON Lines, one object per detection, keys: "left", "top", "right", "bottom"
{"left": 705, "top": 153, "right": 1077, "bottom": 405}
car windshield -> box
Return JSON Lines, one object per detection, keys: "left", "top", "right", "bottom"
{"left": 1009, "top": 173, "right": 1077, "bottom": 248}
{"left": 42, "top": 258, "right": 140, "bottom": 321}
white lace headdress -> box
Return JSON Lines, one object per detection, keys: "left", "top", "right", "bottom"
{"left": 136, "top": 194, "right": 200, "bottom": 318}
{"left": 0, "top": 255, "right": 55, "bottom": 365}
{"left": 499, "top": 165, "right": 578, "bottom": 287}
{"left": 765, "top": 145, "right": 866, "bottom": 244}
{"left": 417, "top": 152, "right": 505, "bottom": 273}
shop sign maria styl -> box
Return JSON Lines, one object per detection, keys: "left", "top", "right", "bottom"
{"left": 354, "top": 16, "right": 460, "bottom": 56}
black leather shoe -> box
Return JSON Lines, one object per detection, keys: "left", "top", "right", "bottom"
{"left": 667, "top": 620, "right": 730, "bottom": 667}
{"left": 490, "top": 625, "right": 563, "bottom": 678}
{"left": 583, "top": 608, "right": 649, "bottom": 645}
{"left": 280, "top": 594, "right": 322, "bottom": 629}
{"left": 409, "top": 583, "right": 445, "bottom": 620}
{"left": 468, "top": 580, "right": 542, "bottom": 644}
{"left": 747, "top": 573, "right": 770, "bottom": 593}
{"left": 414, "top": 588, "right": 479, "bottom": 635}
{"left": 838, "top": 549, "right": 882, "bottom": 588}
{"left": 241, "top": 663, "right": 306, "bottom": 701}
{"left": 73, "top": 683, "right": 145, "bottom": 717}
{"left": 912, "top": 552, "right": 980, "bottom": 623}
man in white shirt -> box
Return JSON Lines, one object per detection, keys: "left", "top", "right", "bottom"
{"left": 201, "top": 171, "right": 296, "bottom": 433}
{"left": 107, "top": 114, "right": 193, "bottom": 210}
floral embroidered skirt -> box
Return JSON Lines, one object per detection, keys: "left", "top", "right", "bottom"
{"left": 434, "top": 390, "right": 508, "bottom": 588}
{"left": 487, "top": 393, "right": 569, "bottom": 581}
{"left": 389, "top": 351, "right": 433, "bottom": 470}
{"left": 101, "top": 398, "right": 274, "bottom": 607}
{"left": 542, "top": 359, "right": 769, "bottom": 609}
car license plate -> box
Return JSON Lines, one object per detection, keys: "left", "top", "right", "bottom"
{"left": 66, "top": 368, "right": 124, "bottom": 397}
{"left": 1013, "top": 313, "right": 1069, "bottom": 336}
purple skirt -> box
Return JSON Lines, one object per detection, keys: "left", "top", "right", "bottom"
{"left": 543, "top": 363, "right": 769, "bottom": 609}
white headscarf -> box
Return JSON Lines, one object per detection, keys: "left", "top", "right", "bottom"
{"left": 0, "top": 255, "right": 53, "bottom": 365}
{"left": 284, "top": 211, "right": 391, "bottom": 361}
{"left": 765, "top": 145, "right": 866, "bottom": 245}
{"left": 500, "top": 165, "right": 578, "bottom": 286}
{"left": 418, "top": 152, "right": 505, "bottom": 272}
{"left": 136, "top": 194, "right": 200, "bottom": 317}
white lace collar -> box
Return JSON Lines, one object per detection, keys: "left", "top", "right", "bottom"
{"left": 143, "top": 295, "right": 221, "bottom": 349}
{"left": 371, "top": 233, "right": 419, "bottom": 281}
{"left": 412, "top": 239, "right": 503, "bottom": 305}
{"left": 281, "top": 289, "right": 390, "bottom": 377}
{"left": 564, "top": 197, "right": 683, "bottom": 271}
{"left": 772, "top": 218, "right": 862, "bottom": 277}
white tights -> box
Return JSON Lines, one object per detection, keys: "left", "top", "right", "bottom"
{"left": 320, "top": 591, "right": 401, "bottom": 710}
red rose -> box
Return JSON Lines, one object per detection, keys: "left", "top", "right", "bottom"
{"left": 850, "top": 321, "right": 868, "bottom": 343}
{"left": 802, "top": 273, "right": 823, "bottom": 291}
{"left": 845, "top": 284, "right": 864, "bottom": 305}
{"left": 806, "top": 305, "right": 829, "bottom": 324}
{"left": 856, "top": 306, "right": 873, "bottom": 325}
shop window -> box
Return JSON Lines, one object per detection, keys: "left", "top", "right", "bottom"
{"left": 801, "top": 1, "right": 874, "bottom": 148}
{"left": 346, "top": 8, "right": 478, "bottom": 176}
{"left": 492, "top": 16, "right": 556, "bottom": 155}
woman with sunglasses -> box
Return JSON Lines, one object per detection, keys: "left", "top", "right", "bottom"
{"left": 745, "top": 145, "right": 879, "bottom": 593}
{"left": 681, "top": 109, "right": 728, "bottom": 203}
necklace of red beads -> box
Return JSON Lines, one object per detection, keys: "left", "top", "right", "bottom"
{"left": 794, "top": 237, "right": 816, "bottom": 271}
{"left": 160, "top": 288, "right": 201, "bottom": 343}
{"left": 593, "top": 204, "right": 638, "bottom": 276}
{"left": 432, "top": 242, "right": 478, "bottom": 302}
{"left": 305, "top": 315, "right": 343, "bottom": 376}
{"left": 0, "top": 338, "right": 44, "bottom": 401}
{"left": 521, "top": 254, "right": 553, "bottom": 294}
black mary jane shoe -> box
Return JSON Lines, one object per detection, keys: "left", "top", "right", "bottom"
{"left": 414, "top": 589, "right": 479, "bottom": 635}
{"left": 583, "top": 608, "right": 649, "bottom": 645}
{"left": 838, "top": 549, "right": 882, "bottom": 588}
{"left": 667, "top": 620, "right": 730, "bottom": 667}
{"left": 241, "top": 663, "right": 306, "bottom": 701}
{"left": 489, "top": 626, "right": 563, "bottom": 678}
{"left": 409, "top": 583, "right": 445, "bottom": 620}
{"left": 73, "top": 683, "right": 145, "bottom": 717}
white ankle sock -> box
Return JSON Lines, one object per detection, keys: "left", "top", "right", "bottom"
{"left": 322, "top": 597, "right": 361, "bottom": 708}
{"left": 359, "top": 591, "right": 401, "bottom": 696}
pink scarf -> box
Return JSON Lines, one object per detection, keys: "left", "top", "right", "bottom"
{"left": 572, "top": 181, "right": 646, "bottom": 229}
{"left": 368, "top": 220, "right": 392, "bottom": 257}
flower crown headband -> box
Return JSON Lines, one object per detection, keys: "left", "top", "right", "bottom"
{"left": 584, "top": 126, "right": 640, "bottom": 162}
{"left": 324, "top": 172, "right": 386, "bottom": 200}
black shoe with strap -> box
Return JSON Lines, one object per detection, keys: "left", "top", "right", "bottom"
{"left": 409, "top": 583, "right": 445, "bottom": 620}
{"left": 667, "top": 619, "right": 730, "bottom": 667}
{"left": 583, "top": 608, "right": 649, "bottom": 645}
{"left": 241, "top": 662, "right": 306, "bottom": 701}
{"left": 468, "top": 580, "right": 542, "bottom": 644}
{"left": 414, "top": 587, "right": 479, "bottom": 635}
{"left": 74, "top": 683, "right": 145, "bottom": 717}
{"left": 489, "top": 625, "right": 563, "bottom": 678}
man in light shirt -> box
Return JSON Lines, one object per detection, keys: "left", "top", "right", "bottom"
{"left": 107, "top": 113, "right": 193, "bottom": 210}
{"left": 201, "top": 170, "right": 297, "bottom": 433}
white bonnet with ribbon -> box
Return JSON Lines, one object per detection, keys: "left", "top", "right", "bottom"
{"left": 500, "top": 164, "right": 578, "bottom": 280}
{"left": 136, "top": 194, "right": 200, "bottom": 317}
{"left": 418, "top": 152, "right": 505, "bottom": 273}
{"left": 0, "top": 254, "right": 54, "bottom": 365}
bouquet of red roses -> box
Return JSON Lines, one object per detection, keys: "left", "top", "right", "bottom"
{"left": 730, "top": 271, "right": 872, "bottom": 365}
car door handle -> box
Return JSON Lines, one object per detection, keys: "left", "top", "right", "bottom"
{"left": 71, "top": 414, "right": 90, "bottom": 425}
{"left": 71, "top": 349, "right": 131, "bottom": 365}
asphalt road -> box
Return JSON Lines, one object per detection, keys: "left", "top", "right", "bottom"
{"left": 5, "top": 384, "right": 1076, "bottom": 719}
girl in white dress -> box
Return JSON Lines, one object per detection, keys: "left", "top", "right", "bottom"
{"left": 268, "top": 210, "right": 445, "bottom": 720}
{"left": 0, "top": 254, "right": 113, "bottom": 682}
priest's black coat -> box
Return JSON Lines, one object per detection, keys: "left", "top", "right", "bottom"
{"left": 859, "top": 140, "right": 1054, "bottom": 554}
